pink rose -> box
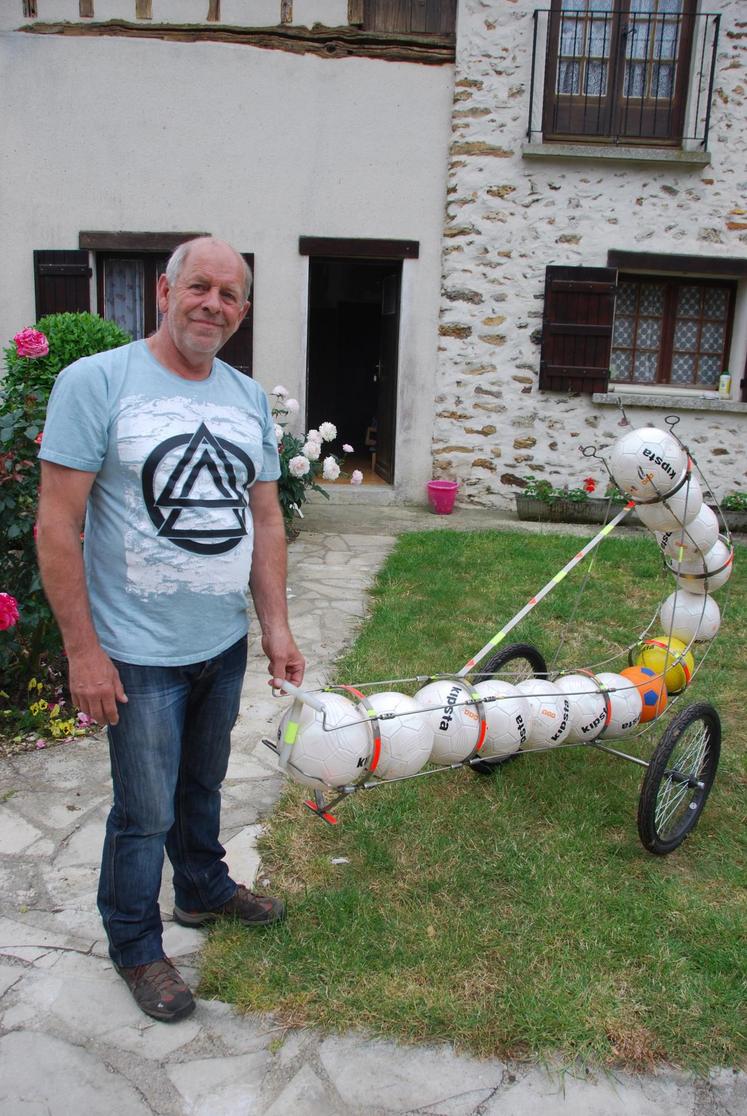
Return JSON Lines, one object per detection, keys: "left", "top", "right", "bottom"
{"left": 0, "top": 592, "right": 20, "bottom": 631}
{"left": 14, "top": 328, "right": 49, "bottom": 359}
{"left": 350, "top": 470, "right": 363, "bottom": 486}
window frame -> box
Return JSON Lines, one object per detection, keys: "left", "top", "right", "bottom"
{"left": 541, "top": 0, "right": 698, "bottom": 146}
{"left": 609, "top": 273, "right": 736, "bottom": 391}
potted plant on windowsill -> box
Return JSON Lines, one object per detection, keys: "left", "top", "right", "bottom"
{"left": 515, "top": 475, "right": 635, "bottom": 525}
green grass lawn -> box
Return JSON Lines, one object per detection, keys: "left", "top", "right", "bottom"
{"left": 200, "top": 529, "right": 747, "bottom": 1070}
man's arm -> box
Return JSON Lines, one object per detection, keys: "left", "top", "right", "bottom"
{"left": 248, "top": 480, "right": 305, "bottom": 688}
{"left": 36, "top": 460, "right": 127, "bottom": 725}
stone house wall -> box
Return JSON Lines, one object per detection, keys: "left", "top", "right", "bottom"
{"left": 434, "top": 0, "right": 747, "bottom": 507}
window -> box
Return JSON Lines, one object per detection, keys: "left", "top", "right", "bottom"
{"left": 97, "top": 253, "right": 168, "bottom": 341}
{"left": 541, "top": 0, "right": 700, "bottom": 145}
{"left": 610, "top": 277, "right": 734, "bottom": 388}
{"left": 33, "top": 244, "right": 255, "bottom": 376}
{"left": 350, "top": 0, "right": 456, "bottom": 36}
{"left": 539, "top": 262, "right": 741, "bottom": 396}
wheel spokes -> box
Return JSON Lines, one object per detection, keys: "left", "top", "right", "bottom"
{"left": 655, "top": 724, "right": 711, "bottom": 837}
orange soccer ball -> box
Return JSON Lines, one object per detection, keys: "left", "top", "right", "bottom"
{"left": 620, "top": 665, "right": 667, "bottom": 723}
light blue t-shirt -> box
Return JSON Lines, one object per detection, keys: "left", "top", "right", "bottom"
{"left": 39, "top": 340, "right": 280, "bottom": 666}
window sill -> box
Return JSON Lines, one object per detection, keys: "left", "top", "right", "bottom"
{"left": 523, "top": 142, "right": 710, "bottom": 169}
{"left": 593, "top": 389, "right": 747, "bottom": 414}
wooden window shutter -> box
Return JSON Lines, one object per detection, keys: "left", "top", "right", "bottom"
{"left": 34, "top": 250, "right": 92, "bottom": 320}
{"left": 539, "top": 265, "right": 617, "bottom": 394}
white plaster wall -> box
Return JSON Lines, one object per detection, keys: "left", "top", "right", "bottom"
{"left": 0, "top": 29, "right": 454, "bottom": 502}
{"left": 435, "top": 0, "right": 747, "bottom": 506}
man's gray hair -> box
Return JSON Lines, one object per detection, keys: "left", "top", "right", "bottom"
{"left": 165, "top": 238, "right": 253, "bottom": 300}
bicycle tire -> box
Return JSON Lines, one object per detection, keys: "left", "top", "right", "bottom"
{"left": 637, "top": 702, "right": 720, "bottom": 855}
{"left": 471, "top": 643, "right": 548, "bottom": 775}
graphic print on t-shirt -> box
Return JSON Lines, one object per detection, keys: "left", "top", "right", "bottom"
{"left": 141, "top": 422, "right": 256, "bottom": 555}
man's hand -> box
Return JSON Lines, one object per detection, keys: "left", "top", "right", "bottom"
{"left": 67, "top": 645, "right": 128, "bottom": 726}
{"left": 261, "top": 625, "right": 305, "bottom": 690}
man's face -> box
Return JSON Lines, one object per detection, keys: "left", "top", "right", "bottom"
{"left": 158, "top": 242, "right": 249, "bottom": 361}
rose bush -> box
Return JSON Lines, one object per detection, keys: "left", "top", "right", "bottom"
{"left": 0, "top": 313, "right": 130, "bottom": 746}
{"left": 271, "top": 387, "right": 361, "bottom": 535}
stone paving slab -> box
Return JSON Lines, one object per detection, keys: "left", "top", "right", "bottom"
{"left": 0, "top": 504, "right": 743, "bottom": 1115}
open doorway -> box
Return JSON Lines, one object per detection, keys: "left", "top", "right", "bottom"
{"left": 306, "top": 257, "right": 402, "bottom": 485}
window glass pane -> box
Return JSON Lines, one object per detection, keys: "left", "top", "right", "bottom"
{"left": 700, "top": 322, "right": 725, "bottom": 352}
{"left": 104, "top": 258, "right": 144, "bottom": 339}
{"left": 671, "top": 352, "right": 696, "bottom": 384}
{"left": 560, "top": 16, "right": 585, "bottom": 56}
{"left": 616, "top": 283, "right": 637, "bottom": 314}
{"left": 624, "top": 62, "right": 646, "bottom": 97}
{"left": 655, "top": 19, "right": 678, "bottom": 60}
{"left": 703, "top": 287, "right": 728, "bottom": 316}
{"left": 698, "top": 356, "right": 721, "bottom": 386}
{"left": 673, "top": 318, "right": 698, "bottom": 350}
{"left": 637, "top": 318, "right": 662, "bottom": 349}
{"left": 610, "top": 349, "right": 632, "bottom": 381}
{"left": 639, "top": 284, "right": 665, "bottom": 315}
{"left": 585, "top": 60, "right": 607, "bottom": 95}
{"left": 588, "top": 17, "right": 610, "bottom": 57}
{"left": 651, "top": 63, "right": 674, "bottom": 99}
{"left": 633, "top": 351, "right": 658, "bottom": 381}
{"left": 558, "top": 60, "right": 581, "bottom": 94}
{"left": 677, "top": 286, "right": 702, "bottom": 317}
{"left": 626, "top": 21, "right": 650, "bottom": 61}
{"left": 612, "top": 315, "right": 635, "bottom": 347}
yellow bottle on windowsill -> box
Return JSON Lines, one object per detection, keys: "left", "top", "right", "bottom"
{"left": 718, "top": 371, "right": 731, "bottom": 399}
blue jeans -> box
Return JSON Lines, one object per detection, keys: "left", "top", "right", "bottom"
{"left": 97, "top": 636, "right": 247, "bottom": 967}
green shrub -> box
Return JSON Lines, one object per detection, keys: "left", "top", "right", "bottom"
{"left": 0, "top": 313, "right": 130, "bottom": 726}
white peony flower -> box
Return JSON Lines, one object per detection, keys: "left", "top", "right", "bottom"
{"left": 306, "top": 428, "right": 321, "bottom": 443}
{"left": 319, "top": 421, "right": 337, "bottom": 442}
{"left": 303, "top": 440, "right": 321, "bottom": 461}
{"left": 285, "top": 398, "right": 300, "bottom": 414}
{"left": 272, "top": 384, "right": 289, "bottom": 399}
{"left": 274, "top": 424, "right": 284, "bottom": 442}
{"left": 322, "top": 456, "right": 341, "bottom": 481}
{"left": 350, "top": 470, "right": 363, "bottom": 486}
{"left": 342, "top": 443, "right": 354, "bottom": 453}
{"left": 288, "top": 455, "right": 311, "bottom": 477}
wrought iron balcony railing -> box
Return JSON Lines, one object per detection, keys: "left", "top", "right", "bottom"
{"left": 527, "top": 8, "right": 720, "bottom": 149}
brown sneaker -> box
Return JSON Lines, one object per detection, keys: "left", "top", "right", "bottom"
{"left": 173, "top": 883, "right": 285, "bottom": 928}
{"left": 115, "top": 957, "right": 195, "bottom": 1023}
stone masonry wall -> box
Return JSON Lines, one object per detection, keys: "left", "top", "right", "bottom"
{"left": 434, "top": 0, "right": 747, "bottom": 508}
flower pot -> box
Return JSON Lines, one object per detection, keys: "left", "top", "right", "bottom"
{"left": 515, "top": 494, "right": 635, "bottom": 526}
{"left": 427, "top": 480, "right": 459, "bottom": 515}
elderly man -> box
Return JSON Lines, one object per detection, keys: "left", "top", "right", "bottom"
{"left": 36, "top": 237, "right": 304, "bottom": 1022}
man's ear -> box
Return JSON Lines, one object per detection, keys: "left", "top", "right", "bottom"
{"left": 237, "top": 300, "right": 250, "bottom": 325}
{"left": 156, "top": 273, "right": 170, "bottom": 315}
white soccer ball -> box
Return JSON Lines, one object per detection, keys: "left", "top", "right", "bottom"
{"left": 554, "top": 673, "right": 608, "bottom": 744}
{"left": 660, "top": 590, "right": 721, "bottom": 642}
{"left": 414, "top": 679, "right": 483, "bottom": 765}
{"left": 607, "top": 426, "right": 688, "bottom": 501}
{"left": 276, "top": 692, "right": 372, "bottom": 790}
{"left": 657, "top": 503, "right": 719, "bottom": 562}
{"left": 474, "top": 679, "right": 531, "bottom": 758}
{"left": 635, "top": 474, "right": 703, "bottom": 532}
{"left": 672, "top": 538, "right": 733, "bottom": 594}
{"left": 594, "top": 672, "right": 643, "bottom": 739}
{"left": 364, "top": 691, "right": 432, "bottom": 780}
{"left": 515, "top": 678, "right": 572, "bottom": 750}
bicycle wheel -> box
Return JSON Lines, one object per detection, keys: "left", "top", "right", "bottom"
{"left": 474, "top": 642, "right": 548, "bottom": 683}
{"left": 471, "top": 643, "right": 548, "bottom": 775}
{"left": 637, "top": 702, "right": 720, "bottom": 855}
